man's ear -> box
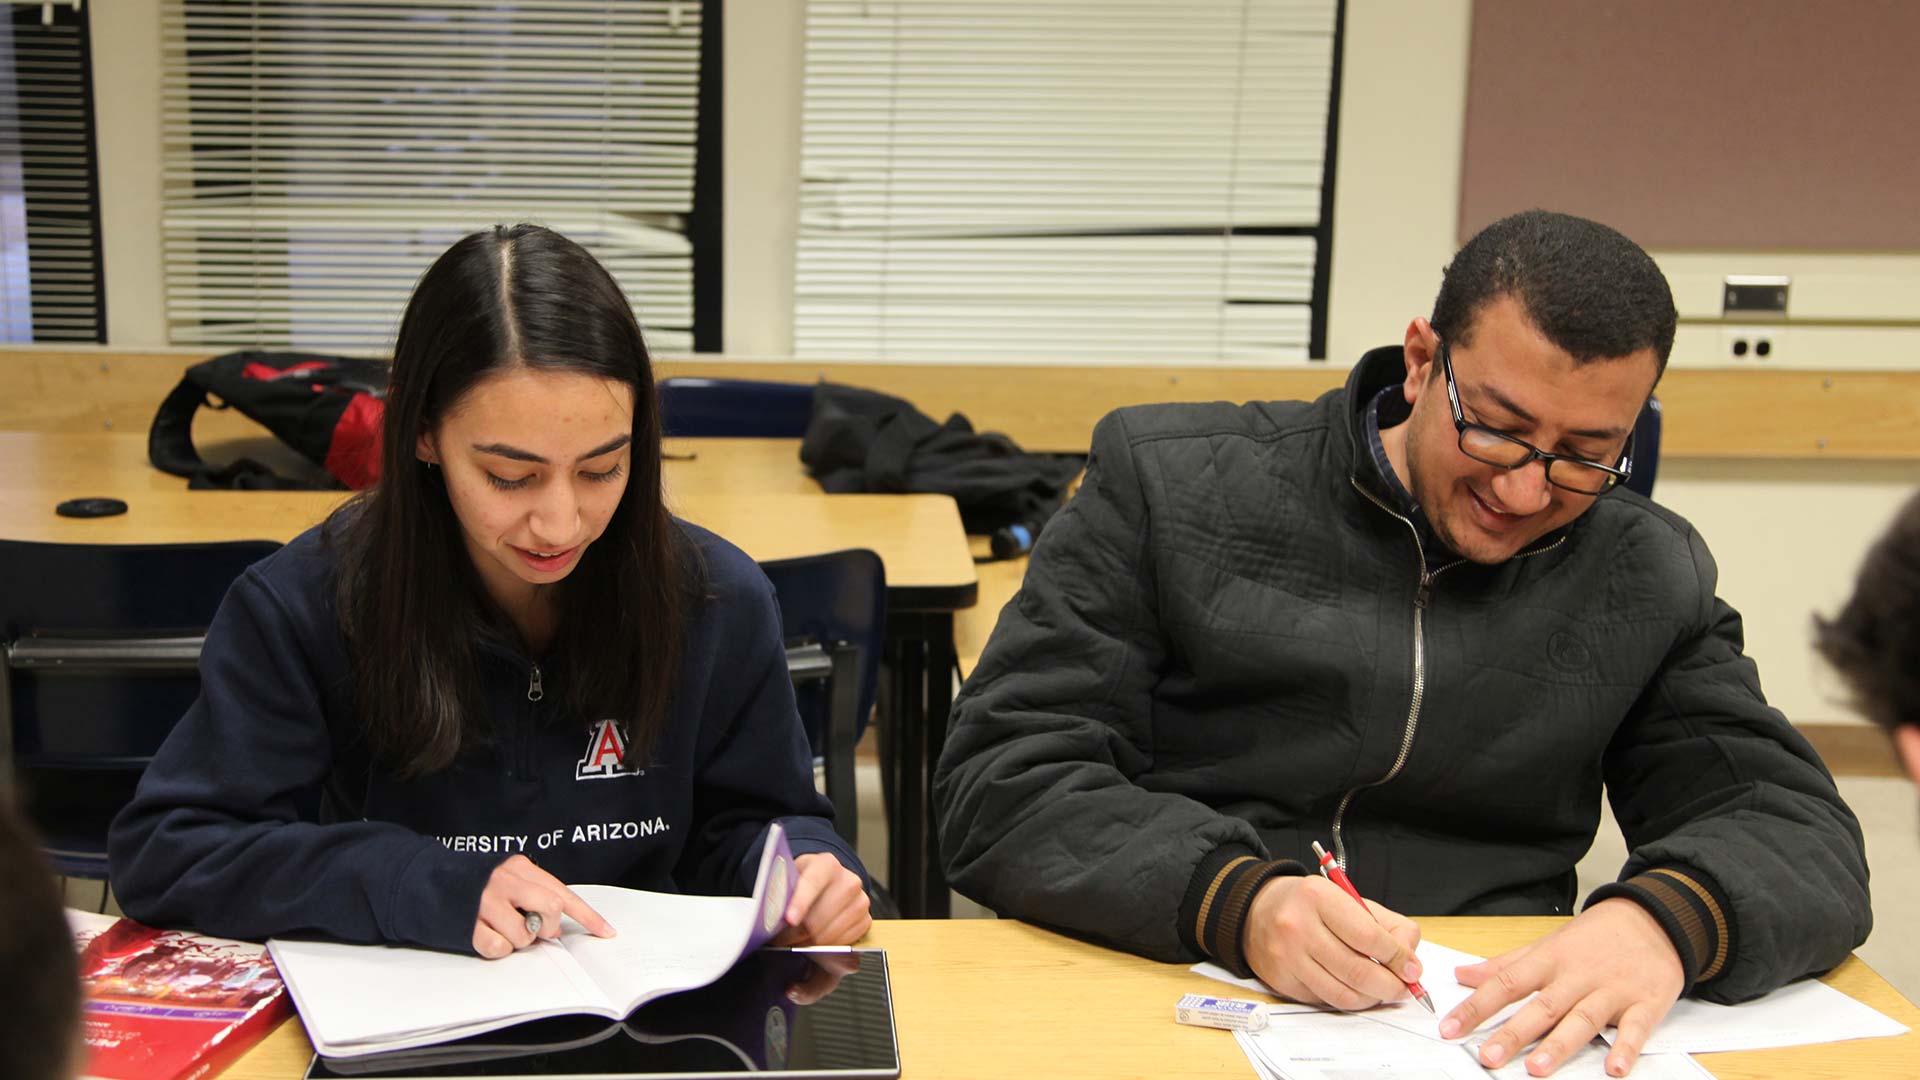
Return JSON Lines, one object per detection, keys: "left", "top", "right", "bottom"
{"left": 1895, "top": 724, "right": 1920, "bottom": 787}
{"left": 1401, "top": 318, "right": 1440, "bottom": 405}
{"left": 416, "top": 431, "right": 439, "bottom": 466}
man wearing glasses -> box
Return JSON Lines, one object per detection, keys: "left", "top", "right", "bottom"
{"left": 936, "top": 210, "right": 1868, "bottom": 1077}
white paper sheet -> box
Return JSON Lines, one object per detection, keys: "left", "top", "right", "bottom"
{"left": 1625, "top": 975, "right": 1909, "bottom": 1055}
{"left": 1195, "top": 940, "right": 1520, "bottom": 1041}
{"left": 1236, "top": 1008, "right": 1717, "bottom": 1080}
{"left": 1195, "top": 936, "right": 1907, "bottom": 1057}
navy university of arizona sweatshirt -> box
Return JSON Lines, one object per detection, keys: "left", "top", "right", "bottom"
{"left": 108, "top": 518, "right": 864, "bottom": 954}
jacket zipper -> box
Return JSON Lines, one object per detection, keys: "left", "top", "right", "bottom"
{"left": 1335, "top": 476, "right": 1567, "bottom": 870}
{"left": 1334, "top": 478, "right": 1451, "bottom": 868}
{"left": 519, "top": 662, "right": 544, "bottom": 781}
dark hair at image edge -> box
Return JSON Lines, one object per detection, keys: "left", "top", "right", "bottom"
{"left": 330, "top": 224, "right": 698, "bottom": 775}
{"left": 1816, "top": 488, "right": 1920, "bottom": 735}
{"left": 1432, "top": 209, "right": 1678, "bottom": 375}
{"left": 0, "top": 794, "right": 82, "bottom": 1080}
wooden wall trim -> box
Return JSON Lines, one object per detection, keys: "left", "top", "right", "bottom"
{"left": 5, "top": 348, "right": 1920, "bottom": 459}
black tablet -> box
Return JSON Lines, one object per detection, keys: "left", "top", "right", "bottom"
{"left": 305, "top": 949, "right": 898, "bottom": 1080}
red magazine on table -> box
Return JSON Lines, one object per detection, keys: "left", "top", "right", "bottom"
{"left": 68, "top": 910, "right": 292, "bottom": 1080}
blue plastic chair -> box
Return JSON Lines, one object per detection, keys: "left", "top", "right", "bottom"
{"left": 0, "top": 538, "right": 280, "bottom": 879}
{"left": 658, "top": 377, "right": 817, "bottom": 437}
{"left": 1624, "top": 397, "right": 1662, "bottom": 500}
{"left": 760, "top": 549, "right": 886, "bottom": 847}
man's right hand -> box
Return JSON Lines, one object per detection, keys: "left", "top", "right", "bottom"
{"left": 1243, "top": 875, "right": 1423, "bottom": 1010}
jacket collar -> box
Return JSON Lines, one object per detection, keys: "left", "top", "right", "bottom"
{"left": 1342, "top": 346, "right": 1413, "bottom": 504}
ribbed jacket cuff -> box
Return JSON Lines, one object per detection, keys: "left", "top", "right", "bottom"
{"left": 1177, "top": 844, "right": 1307, "bottom": 978}
{"left": 1586, "top": 865, "right": 1733, "bottom": 987}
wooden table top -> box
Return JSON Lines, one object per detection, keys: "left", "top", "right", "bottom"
{"left": 662, "top": 437, "right": 824, "bottom": 496}
{"left": 0, "top": 432, "right": 976, "bottom": 609}
{"left": 216, "top": 917, "right": 1918, "bottom": 1080}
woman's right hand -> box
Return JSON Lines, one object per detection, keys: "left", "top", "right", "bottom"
{"left": 472, "top": 855, "right": 617, "bottom": 959}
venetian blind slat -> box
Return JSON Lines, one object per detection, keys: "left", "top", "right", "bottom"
{"left": 160, "top": 0, "right": 701, "bottom": 352}
{"left": 795, "top": 0, "right": 1338, "bottom": 364}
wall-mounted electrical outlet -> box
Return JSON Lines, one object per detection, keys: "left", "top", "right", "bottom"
{"left": 1722, "top": 325, "right": 1784, "bottom": 362}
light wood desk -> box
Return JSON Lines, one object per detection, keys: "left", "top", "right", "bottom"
{"left": 218, "top": 917, "right": 1918, "bottom": 1080}
{"left": 662, "top": 437, "right": 822, "bottom": 495}
{"left": 0, "top": 431, "right": 976, "bottom": 917}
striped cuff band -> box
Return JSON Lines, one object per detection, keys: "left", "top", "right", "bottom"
{"left": 1586, "top": 864, "right": 1733, "bottom": 986}
{"left": 1178, "top": 844, "right": 1307, "bottom": 978}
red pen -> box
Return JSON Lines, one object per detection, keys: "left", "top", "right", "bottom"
{"left": 1312, "top": 840, "right": 1435, "bottom": 1014}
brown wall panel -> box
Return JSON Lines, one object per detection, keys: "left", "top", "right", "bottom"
{"left": 1461, "top": 1, "right": 1920, "bottom": 250}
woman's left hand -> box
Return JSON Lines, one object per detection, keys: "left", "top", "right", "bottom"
{"left": 774, "top": 853, "right": 872, "bottom": 946}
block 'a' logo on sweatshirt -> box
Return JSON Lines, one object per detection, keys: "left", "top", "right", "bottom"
{"left": 575, "top": 719, "right": 644, "bottom": 781}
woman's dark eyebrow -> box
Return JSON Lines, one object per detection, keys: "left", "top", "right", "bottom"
{"left": 470, "top": 434, "right": 632, "bottom": 465}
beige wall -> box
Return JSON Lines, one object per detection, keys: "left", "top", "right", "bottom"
{"left": 82, "top": 0, "right": 1919, "bottom": 723}
{"left": 91, "top": 0, "right": 165, "bottom": 348}
{"left": 721, "top": 0, "right": 803, "bottom": 358}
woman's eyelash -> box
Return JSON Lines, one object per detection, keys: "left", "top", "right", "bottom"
{"left": 485, "top": 464, "right": 622, "bottom": 490}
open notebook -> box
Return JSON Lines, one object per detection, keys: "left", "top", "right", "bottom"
{"left": 269, "top": 824, "right": 799, "bottom": 1059}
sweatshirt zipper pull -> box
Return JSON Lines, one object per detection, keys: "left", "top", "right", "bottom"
{"left": 527, "top": 663, "right": 544, "bottom": 703}
{"left": 1415, "top": 573, "right": 1433, "bottom": 610}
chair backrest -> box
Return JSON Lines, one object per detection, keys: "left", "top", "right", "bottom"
{"left": 0, "top": 539, "right": 280, "bottom": 876}
{"left": 760, "top": 545, "right": 887, "bottom": 841}
{"left": 1624, "top": 396, "right": 1662, "bottom": 500}
{"left": 658, "top": 377, "right": 816, "bottom": 438}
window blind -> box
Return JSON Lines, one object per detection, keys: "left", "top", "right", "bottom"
{"left": 0, "top": 0, "right": 104, "bottom": 342}
{"left": 160, "top": 0, "right": 703, "bottom": 353}
{"left": 796, "top": 0, "right": 1340, "bottom": 364}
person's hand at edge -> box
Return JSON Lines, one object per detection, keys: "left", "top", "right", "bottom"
{"left": 1441, "top": 898, "right": 1685, "bottom": 1077}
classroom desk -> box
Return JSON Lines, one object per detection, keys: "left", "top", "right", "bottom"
{"left": 215, "top": 917, "right": 1920, "bottom": 1080}
{"left": 0, "top": 431, "right": 976, "bottom": 917}
{"left": 660, "top": 432, "right": 998, "bottom": 910}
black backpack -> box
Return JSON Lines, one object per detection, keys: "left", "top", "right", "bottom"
{"left": 148, "top": 350, "right": 389, "bottom": 490}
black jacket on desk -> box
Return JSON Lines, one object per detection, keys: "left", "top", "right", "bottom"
{"left": 109, "top": 519, "right": 862, "bottom": 955}
{"left": 933, "top": 346, "right": 1870, "bottom": 1004}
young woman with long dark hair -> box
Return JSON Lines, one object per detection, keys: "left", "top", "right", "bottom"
{"left": 109, "top": 225, "right": 871, "bottom": 957}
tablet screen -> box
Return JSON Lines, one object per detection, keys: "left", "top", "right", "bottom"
{"left": 305, "top": 948, "right": 898, "bottom": 1079}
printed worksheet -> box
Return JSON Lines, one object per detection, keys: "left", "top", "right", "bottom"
{"left": 1235, "top": 1009, "right": 1716, "bottom": 1080}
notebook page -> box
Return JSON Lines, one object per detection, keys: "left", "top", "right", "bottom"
{"left": 268, "top": 935, "right": 609, "bottom": 1053}
{"left": 563, "top": 824, "right": 797, "bottom": 1013}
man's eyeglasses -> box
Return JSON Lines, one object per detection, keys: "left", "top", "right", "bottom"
{"left": 1437, "top": 337, "right": 1634, "bottom": 497}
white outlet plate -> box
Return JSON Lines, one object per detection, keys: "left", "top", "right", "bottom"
{"left": 1720, "top": 324, "right": 1784, "bottom": 363}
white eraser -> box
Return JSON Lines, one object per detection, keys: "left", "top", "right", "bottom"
{"left": 1175, "top": 993, "right": 1269, "bottom": 1032}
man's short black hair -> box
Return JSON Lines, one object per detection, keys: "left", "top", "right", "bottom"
{"left": 1818, "top": 488, "right": 1920, "bottom": 735}
{"left": 0, "top": 794, "right": 82, "bottom": 1080}
{"left": 1432, "top": 209, "right": 1678, "bottom": 374}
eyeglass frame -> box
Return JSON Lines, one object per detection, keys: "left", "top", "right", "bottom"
{"left": 1435, "top": 336, "right": 1636, "bottom": 496}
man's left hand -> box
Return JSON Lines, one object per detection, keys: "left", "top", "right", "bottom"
{"left": 1440, "top": 898, "right": 1685, "bottom": 1077}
